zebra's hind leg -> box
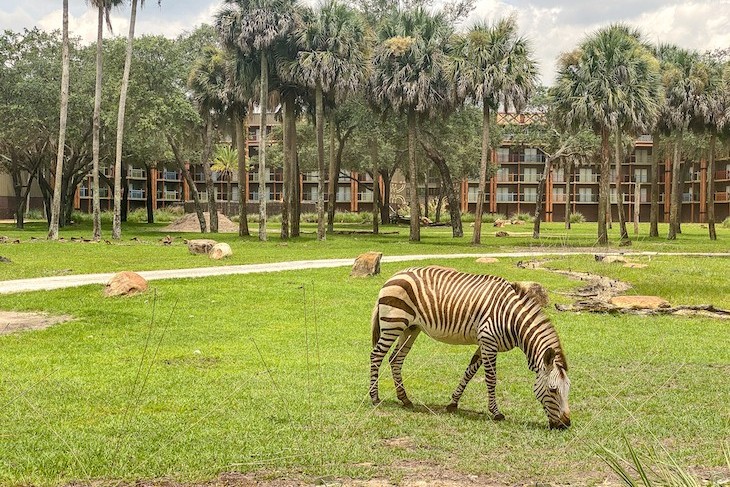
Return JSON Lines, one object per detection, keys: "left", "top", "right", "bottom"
{"left": 479, "top": 344, "right": 505, "bottom": 421}
{"left": 446, "top": 348, "right": 481, "bottom": 413}
{"left": 370, "top": 328, "right": 405, "bottom": 405}
{"left": 389, "top": 327, "right": 421, "bottom": 408}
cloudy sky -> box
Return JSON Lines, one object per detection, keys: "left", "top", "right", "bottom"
{"left": 1, "top": 0, "right": 728, "bottom": 85}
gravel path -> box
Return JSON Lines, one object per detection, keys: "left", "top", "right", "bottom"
{"left": 1, "top": 251, "right": 728, "bottom": 295}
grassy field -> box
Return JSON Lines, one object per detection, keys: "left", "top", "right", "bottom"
{"left": 0, "top": 219, "right": 728, "bottom": 281}
{"left": 1, "top": 249, "right": 728, "bottom": 485}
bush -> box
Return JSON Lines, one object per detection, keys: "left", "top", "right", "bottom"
{"left": 24, "top": 209, "right": 45, "bottom": 220}
{"left": 126, "top": 206, "right": 184, "bottom": 223}
{"left": 461, "top": 212, "right": 506, "bottom": 223}
{"left": 569, "top": 212, "right": 586, "bottom": 224}
{"left": 70, "top": 210, "right": 115, "bottom": 224}
{"left": 510, "top": 212, "right": 534, "bottom": 223}
{"left": 723, "top": 217, "right": 730, "bottom": 229}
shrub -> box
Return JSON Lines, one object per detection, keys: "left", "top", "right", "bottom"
{"left": 723, "top": 217, "right": 730, "bottom": 229}
{"left": 126, "top": 206, "right": 184, "bottom": 223}
{"left": 24, "top": 209, "right": 45, "bottom": 220}
{"left": 569, "top": 212, "right": 586, "bottom": 224}
{"left": 510, "top": 212, "right": 534, "bottom": 223}
{"left": 461, "top": 212, "right": 506, "bottom": 223}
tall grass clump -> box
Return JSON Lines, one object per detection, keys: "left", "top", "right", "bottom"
{"left": 126, "top": 206, "right": 184, "bottom": 223}
{"left": 569, "top": 212, "right": 586, "bottom": 224}
{"left": 722, "top": 217, "right": 730, "bottom": 229}
{"left": 511, "top": 212, "right": 534, "bottom": 222}
{"left": 462, "top": 212, "right": 506, "bottom": 223}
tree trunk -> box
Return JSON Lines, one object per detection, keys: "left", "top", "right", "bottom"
{"left": 381, "top": 169, "right": 391, "bottom": 224}
{"left": 146, "top": 165, "right": 154, "bottom": 223}
{"left": 597, "top": 127, "right": 610, "bottom": 245}
{"left": 292, "top": 151, "right": 301, "bottom": 237}
{"left": 48, "top": 0, "right": 70, "bottom": 240}
{"left": 407, "top": 108, "right": 420, "bottom": 242}
{"left": 707, "top": 134, "right": 716, "bottom": 240}
{"left": 615, "top": 132, "right": 629, "bottom": 242}
{"left": 667, "top": 134, "right": 681, "bottom": 240}
{"left": 258, "top": 54, "right": 268, "bottom": 241}
{"left": 633, "top": 182, "right": 640, "bottom": 235}
{"left": 419, "top": 133, "right": 463, "bottom": 238}
{"left": 472, "top": 102, "right": 490, "bottom": 244}
{"left": 327, "top": 118, "right": 337, "bottom": 233}
{"left": 649, "top": 132, "right": 660, "bottom": 237}
{"left": 435, "top": 183, "right": 444, "bottom": 223}
{"left": 533, "top": 159, "right": 550, "bottom": 239}
{"left": 112, "top": 0, "right": 137, "bottom": 240}
{"left": 121, "top": 165, "right": 128, "bottom": 222}
{"left": 315, "top": 82, "right": 326, "bottom": 241}
{"left": 183, "top": 166, "right": 206, "bottom": 233}
{"left": 370, "top": 136, "right": 379, "bottom": 235}
{"left": 202, "top": 115, "right": 217, "bottom": 232}
{"left": 92, "top": 5, "right": 104, "bottom": 241}
{"left": 565, "top": 163, "right": 571, "bottom": 229}
{"left": 423, "top": 167, "right": 429, "bottom": 220}
{"left": 236, "top": 113, "right": 249, "bottom": 237}
{"left": 280, "top": 96, "right": 293, "bottom": 240}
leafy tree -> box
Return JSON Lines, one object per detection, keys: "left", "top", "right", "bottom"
{"left": 452, "top": 16, "right": 538, "bottom": 244}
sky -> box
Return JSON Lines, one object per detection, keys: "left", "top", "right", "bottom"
{"left": 1, "top": 0, "right": 729, "bottom": 85}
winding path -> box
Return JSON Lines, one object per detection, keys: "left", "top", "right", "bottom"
{"left": 1, "top": 251, "right": 728, "bottom": 295}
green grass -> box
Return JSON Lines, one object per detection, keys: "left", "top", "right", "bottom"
{"left": 1, "top": 256, "right": 728, "bottom": 485}
{"left": 0, "top": 219, "right": 728, "bottom": 281}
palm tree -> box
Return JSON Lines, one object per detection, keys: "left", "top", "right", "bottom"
{"left": 89, "top": 0, "right": 120, "bottom": 241}
{"left": 287, "top": 1, "right": 367, "bottom": 240}
{"left": 370, "top": 8, "right": 453, "bottom": 242}
{"left": 655, "top": 45, "right": 708, "bottom": 240}
{"left": 216, "top": 0, "right": 295, "bottom": 241}
{"left": 112, "top": 0, "right": 160, "bottom": 240}
{"left": 212, "top": 144, "right": 238, "bottom": 216}
{"left": 48, "top": 0, "right": 70, "bottom": 240}
{"left": 553, "top": 24, "right": 661, "bottom": 246}
{"left": 452, "top": 16, "right": 538, "bottom": 244}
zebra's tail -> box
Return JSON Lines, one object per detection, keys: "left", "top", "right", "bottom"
{"left": 371, "top": 303, "right": 380, "bottom": 347}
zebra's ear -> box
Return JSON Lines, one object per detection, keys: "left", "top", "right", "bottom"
{"left": 543, "top": 348, "right": 556, "bottom": 368}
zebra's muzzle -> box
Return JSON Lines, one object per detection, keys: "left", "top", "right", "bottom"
{"left": 549, "top": 415, "right": 571, "bottom": 430}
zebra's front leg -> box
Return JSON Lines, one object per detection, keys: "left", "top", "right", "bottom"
{"left": 480, "top": 346, "right": 504, "bottom": 420}
{"left": 389, "top": 327, "right": 420, "bottom": 407}
{"left": 446, "top": 348, "right": 482, "bottom": 412}
{"left": 370, "top": 329, "right": 403, "bottom": 405}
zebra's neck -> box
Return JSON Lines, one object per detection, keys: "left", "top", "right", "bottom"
{"left": 513, "top": 298, "right": 567, "bottom": 373}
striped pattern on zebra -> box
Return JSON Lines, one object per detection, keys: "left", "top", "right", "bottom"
{"left": 369, "top": 265, "right": 571, "bottom": 429}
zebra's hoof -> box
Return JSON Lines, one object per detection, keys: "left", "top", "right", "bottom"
{"left": 401, "top": 398, "right": 413, "bottom": 408}
{"left": 371, "top": 398, "right": 381, "bottom": 406}
{"left": 445, "top": 403, "right": 458, "bottom": 413}
{"left": 493, "top": 413, "right": 505, "bottom": 421}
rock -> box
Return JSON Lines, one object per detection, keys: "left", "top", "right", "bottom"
{"left": 512, "top": 281, "right": 549, "bottom": 307}
{"left": 0, "top": 256, "right": 11, "bottom": 264}
{"left": 493, "top": 219, "right": 507, "bottom": 227}
{"left": 187, "top": 239, "right": 217, "bottom": 254}
{"left": 351, "top": 251, "right": 383, "bottom": 277}
{"left": 419, "top": 216, "right": 432, "bottom": 226}
{"left": 610, "top": 296, "right": 670, "bottom": 309}
{"left": 104, "top": 271, "right": 148, "bottom": 297}
{"left": 595, "top": 254, "right": 626, "bottom": 263}
{"left": 209, "top": 242, "right": 232, "bottom": 260}
{"left": 495, "top": 231, "right": 509, "bottom": 237}
{"left": 511, "top": 219, "right": 525, "bottom": 225}
{"left": 476, "top": 257, "right": 499, "bottom": 264}
{"left": 624, "top": 262, "right": 648, "bottom": 269}
{"left": 161, "top": 235, "right": 173, "bottom": 246}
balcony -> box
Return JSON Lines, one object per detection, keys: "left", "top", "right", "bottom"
{"left": 521, "top": 195, "right": 538, "bottom": 203}
{"left": 496, "top": 193, "right": 518, "bottom": 203}
{"left": 129, "top": 189, "right": 145, "bottom": 200}
{"left": 358, "top": 192, "right": 374, "bottom": 203}
{"left": 496, "top": 153, "right": 546, "bottom": 164}
{"left": 576, "top": 174, "right": 599, "bottom": 183}
{"left": 715, "top": 192, "right": 729, "bottom": 202}
{"left": 577, "top": 194, "right": 598, "bottom": 203}
{"left": 161, "top": 171, "right": 180, "bottom": 181}
{"left": 161, "top": 190, "right": 179, "bottom": 201}
{"left": 496, "top": 173, "right": 515, "bottom": 183}
{"left": 716, "top": 170, "right": 730, "bottom": 181}
{"left": 682, "top": 193, "right": 698, "bottom": 203}
{"left": 552, "top": 194, "right": 566, "bottom": 203}
{"left": 128, "top": 168, "right": 146, "bottom": 179}
{"left": 518, "top": 174, "right": 542, "bottom": 183}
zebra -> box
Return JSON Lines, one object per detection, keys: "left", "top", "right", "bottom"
{"left": 369, "top": 265, "right": 571, "bottom": 430}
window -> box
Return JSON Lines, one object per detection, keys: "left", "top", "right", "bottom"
{"left": 496, "top": 148, "right": 509, "bottom": 163}
{"left": 634, "top": 168, "right": 648, "bottom": 183}
{"left": 578, "top": 188, "right": 593, "bottom": 203}
{"left": 553, "top": 187, "right": 565, "bottom": 202}
{"left": 497, "top": 187, "right": 513, "bottom": 202}
{"left": 467, "top": 186, "right": 486, "bottom": 203}
{"left": 579, "top": 168, "right": 594, "bottom": 182}
{"left": 497, "top": 168, "right": 511, "bottom": 182}
{"left": 523, "top": 187, "right": 537, "bottom": 202}
{"left": 336, "top": 186, "right": 351, "bottom": 202}
{"left": 523, "top": 167, "right": 538, "bottom": 182}
{"left": 524, "top": 148, "right": 539, "bottom": 162}
{"left": 635, "top": 149, "right": 650, "bottom": 164}
{"left": 358, "top": 188, "right": 373, "bottom": 202}
{"left": 640, "top": 187, "right": 648, "bottom": 203}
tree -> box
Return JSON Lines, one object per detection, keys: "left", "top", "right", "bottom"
{"left": 217, "top": 0, "right": 296, "bottom": 241}
{"left": 287, "top": 1, "right": 367, "bottom": 240}
{"left": 553, "top": 24, "right": 661, "bottom": 246}
{"left": 48, "top": 0, "right": 70, "bottom": 240}
{"left": 370, "top": 8, "right": 454, "bottom": 242}
{"left": 452, "top": 16, "right": 538, "bottom": 244}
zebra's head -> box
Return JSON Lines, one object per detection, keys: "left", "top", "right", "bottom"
{"left": 533, "top": 347, "right": 571, "bottom": 430}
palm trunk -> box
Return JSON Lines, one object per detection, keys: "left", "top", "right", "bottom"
{"left": 707, "top": 133, "right": 716, "bottom": 240}
{"left": 423, "top": 168, "right": 429, "bottom": 220}
{"left": 565, "top": 163, "right": 571, "bottom": 229}
{"left": 649, "top": 132, "right": 660, "bottom": 237}
{"left": 48, "top": 0, "right": 70, "bottom": 240}
{"left": 315, "top": 82, "right": 326, "bottom": 241}
{"left": 472, "top": 102, "right": 490, "bottom": 244}
{"left": 92, "top": 6, "right": 103, "bottom": 241}
{"left": 327, "top": 118, "right": 337, "bottom": 233}
{"left": 533, "top": 159, "right": 550, "bottom": 239}
{"left": 112, "top": 0, "right": 137, "bottom": 240}
{"left": 202, "top": 115, "right": 217, "bottom": 232}
{"left": 633, "top": 182, "right": 640, "bottom": 235}
{"left": 370, "top": 136, "right": 379, "bottom": 235}
{"left": 407, "top": 108, "right": 420, "bottom": 242}
{"left": 280, "top": 96, "right": 293, "bottom": 240}
{"left": 290, "top": 110, "right": 300, "bottom": 238}
{"left": 597, "top": 127, "right": 610, "bottom": 245}
{"left": 237, "top": 113, "right": 249, "bottom": 236}
{"left": 258, "top": 54, "right": 268, "bottom": 241}
{"left": 615, "top": 132, "right": 629, "bottom": 242}
{"left": 667, "top": 133, "right": 681, "bottom": 240}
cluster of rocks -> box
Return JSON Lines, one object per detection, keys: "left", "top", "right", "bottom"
{"left": 493, "top": 219, "right": 526, "bottom": 227}
{"left": 594, "top": 253, "right": 648, "bottom": 268}
{"left": 186, "top": 239, "right": 233, "bottom": 260}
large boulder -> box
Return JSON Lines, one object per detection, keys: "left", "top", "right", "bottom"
{"left": 595, "top": 254, "right": 626, "bottom": 264}
{"left": 187, "top": 239, "right": 217, "bottom": 255}
{"left": 495, "top": 231, "right": 509, "bottom": 237}
{"left": 351, "top": 251, "right": 383, "bottom": 277}
{"left": 610, "top": 296, "right": 670, "bottom": 309}
{"left": 105, "top": 271, "right": 148, "bottom": 297}
{"left": 209, "top": 243, "right": 233, "bottom": 260}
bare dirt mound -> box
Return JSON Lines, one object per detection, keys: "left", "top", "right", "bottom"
{"left": 162, "top": 213, "right": 238, "bottom": 233}
{"left": 1, "top": 311, "right": 73, "bottom": 334}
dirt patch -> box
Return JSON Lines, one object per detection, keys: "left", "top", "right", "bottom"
{"left": 0, "top": 311, "right": 73, "bottom": 334}
{"left": 162, "top": 213, "right": 239, "bottom": 233}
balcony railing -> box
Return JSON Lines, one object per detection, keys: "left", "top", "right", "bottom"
{"left": 716, "top": 170, "right": 730, "bottom": 181}
{"left": 681, "top": 193, "right": 698, "bottom": 202}
{"left": 715, "top": 192, "right": 729, "bottom": 202}
{"left": 552, "top": 194, "right": 566, "bottom": 203}
{"left": 128, "top": 168, "right": 146, "bottom": 179}
{"left": 161, "top": 171, "right": 180, "bottom": 181}
{"left": 129, "top": 189, "right": 145, "bottom": 200}
{"left": 521, "top": 195, "right": 538, "bottom": 203}
{"left": 496, "top": 154, "right": 546, "bottom": 163}
{"left": 518, "top": 174, "right": 542, "bottom": 183}
{"left": 358, "top": 192, "right": 374, "bottom": 202}
{"left": 162, "top": 190, "right": 179, "bottom": 200}
{"left": 496, "top": 173, "right": 515, "bottom": 182}
{"left": 496, "top": 193, "right": 518, "bottom": 202}
{"left": 576, "top": 174, "right": 599, "bottom": 183}
{"left": 577, "top": 194, "right": 598, "bottom": 203}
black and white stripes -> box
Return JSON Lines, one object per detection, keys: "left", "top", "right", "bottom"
{"left": 369, "top": 265, "right": 571, "bottom": 429}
